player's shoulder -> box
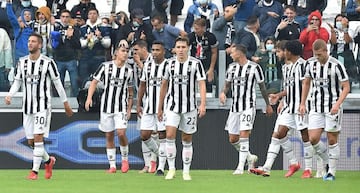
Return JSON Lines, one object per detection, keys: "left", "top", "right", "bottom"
{"left": 306, "top": 56, "right": 318, "bottom": 63}
{"left": 40, "top": 54, "right": 54, "bottom": 62}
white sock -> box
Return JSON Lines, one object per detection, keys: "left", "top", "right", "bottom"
{"left": 313, "top": 141, "right": 329, "bottom": 165}
{"left": 144, "top": 137, "right": 159, "bottom": 155}
{"left": 157, "top": 138, "right": 166, "bottom": 171}
{"left": 302, "top": 141, "right": 313, "bottom": 170}
{"left": 328, "top": 143, "right": 339, "bottom": 175}
{"left": 263, "top": 137, "right": 280, "bottom": 170}
{"left": 120, "top": 145, "right": 128, "bottom": 161}
{"left": 142, "top": 141, "right": 151, "bottom": 167}
{"left": 316, "top": 155, "right": 324, "bottom": 172}
{"left": 231, "top": 139, "right": 241, "bottom": 152}
{"left": 33, "top": 142, "right": 45, "bottom": 172}
{"left": 280, "top": 136, "right": 298, "bottom": 165}
{"left": 166, "top": 139, "right": 176, "bottom": 170}
{"left": 43, "top": 150, "right": 50, "bottom": 162}
{"left": 151, "top": 133, "right": 159, "bottom": 146}
{"left": 237, "top": 138, "right": 249, "bottom": 171}
{"left": 106, "top": 148, "right": 116, "bottom": 168}
{"left": 182, "top": 141, "right": 193, "bottom": 173}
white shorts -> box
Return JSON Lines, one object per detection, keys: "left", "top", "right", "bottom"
{"left": 165, "top": 110, "right": 197, "bottom": 134}
{"left": 140, "top": 113, "right": 166, "bottom": 132}
{"left": 23, "top": 109, "right": 51, "bottom": 139}
{"left": 274, "top": 111, "right": 308, "bottom": 132}
{"left": 99, "top": 112, "right": 128, "bottom": 132}
{"left": 225, "top": 108, "right": 255, "bottom": 135}
{"left": 308, "top": 109, "right": 343, "bottom": 132}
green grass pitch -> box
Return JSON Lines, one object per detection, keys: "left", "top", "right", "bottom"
{"left": 0, "top": 170, "right": 359, "bottom": 193}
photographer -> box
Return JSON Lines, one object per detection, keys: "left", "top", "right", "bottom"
{"left": 275, "top": 5, "right": 300, "bottom": 41}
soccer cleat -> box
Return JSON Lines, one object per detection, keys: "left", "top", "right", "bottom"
{"left": 44, "top": 156, "right": 56, "bottom": 179}
{"left": 27, "top": 171, "right": 38, "bottom": 180}
{"left": 148, "top": 161, "right": 157, "bottom": 173}
{"left": 165, "top": 169, "right": 176, "bottom": 180}
{"left": 249, "top": 167, "right": 270, "bottom": 177}
{"left": 155, "top": 169, "right": 164, "bottom": 176}
{"left": 106, "top": 167, "right": 117, "bottom": 174}
{"left": 232, "top": 169, "right": 244, "bottom": 175}
{"left": 284, "top": 162, "right": 300, "bottom": 177}
{"left": 323, "top": 173, "right": 335, "bottom": 181}
{"left": 138, "top": 166, "right": 149, "bottom": 173}
{"left": 247, "top": 154, "right": 258, "bottom": 172}
{"left": 182, "top": 172, "right": 192, "bottom": 181}
{"left": 301, "top": 169, "right": 312, "bottom": 178}
{"left": 121, "top": 160, "right": 129, "bottom": 173}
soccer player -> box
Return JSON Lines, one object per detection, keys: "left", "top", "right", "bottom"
{"left": 157, "top": 36, "right": 206, "bottom": 181}
{"left": 5, "top": 33, "right": 73, "bottom": 180}
{"left": 137, "top": 40, "right": 168, "bottom": 176}
{"left": 299, "top": 39, "right": 350, "bottom": 181}
{"left": 219, "top": 44, "right": 273, "bottom": 175}
{"left": 133, "top": 40, "right": 158, "bottom": 174}
{"left": 85, "top": 42, "right": 134, "bottom": 173}
{"left": 250, "top": 40, "right": 313, "bottom": 178}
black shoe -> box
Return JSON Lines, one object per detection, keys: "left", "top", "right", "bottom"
{"left": 155, "top": 170, "right": 164, "bottom": 176}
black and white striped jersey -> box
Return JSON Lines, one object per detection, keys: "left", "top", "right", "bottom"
{"left": 305, "top": 56, "right": 349, "bottom": 113}
{"left": 163, "top": 56, "right": 206, "bottom": 113}
{"left": 281, "top": 57, "right": 307, "bottom": 114}
{"left": 14, "top": 55, "right": 62, "bottom": 114}
{"left": 93, "top": 61, "right": 134, "bottom": 113}
{"left": 225, "top": 60, "right": 265, "bottom": 112}
{"left": 140, "top": 58, "right": 168, "bottom": 114}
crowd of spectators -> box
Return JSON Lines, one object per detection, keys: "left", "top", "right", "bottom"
{"left": 0, "top": 0, "right": 360, "bottom": 96}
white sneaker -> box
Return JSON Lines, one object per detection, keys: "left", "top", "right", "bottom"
{"left": 165, "top": 169, "right": 176, "bottom": 180}
{"left": 232, "top": 168, "right": 244, "bottom": 175}
{"left": 247, "top": 154, "right": 258, "bottom": 171}
{"left": 183, "top": 172, "right": 192, "bottom": 181}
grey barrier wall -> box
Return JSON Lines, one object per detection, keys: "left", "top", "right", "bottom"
{"left": 0, "top": 110, "right": 281, "bottom": 170}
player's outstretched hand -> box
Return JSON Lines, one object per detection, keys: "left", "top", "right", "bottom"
{"left": 265, "top": 105, "right": 273, "bottom": 117}
{"left": 219, "top": 92, "right": 226, "bottom": 105}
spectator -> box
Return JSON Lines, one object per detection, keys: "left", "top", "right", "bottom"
{"left": 118, "top": 8, "right": 154, "bottom": 49}
{"left": 212, "top": 3, "right": 237, "bottom": 51}
{"left": 184, "top": 0, "right": 219, "bottom": 33}
{"left": 346, "top": 0, "right": 360, "bottom": 21}
{"left": 252, "top": 0, "right": 283, "bottom": 41}
{"left": 233, "top": 15, "right": 260, "bottom": 63}
{"left": 110, "top": 11, "right": 129, "bottom": 51}
{"left": 188, "top": 18, "right": 218, "bottom": 93}
{"left": 0, "top": 28, "right": 12, "bottom": 91}
{"left": 275, "top": 5, "right": 301, "bottom": 41}
{"left": 0, "top": 1, "right": 14, "bottom": 40}
{"left": 70, "top": 0, "right": 96, "bottom": 21}
{"left": 12, "top": 0, "right": 37, "bottom": 19}
{"left": 169, "top": 0, "right": 184, "bottom": 26}
{"left": 72, "top": 10, "right": 85, "bottom": 27}
{"left": 52, "top": 9, "right": 81, "bottom": 97}
{"left": 47, "top": 0, "right": 68, "bottom": 19}
{"left": 128, "top": 0, "right": 152, "bottom": 24}
{"left": 153, "top": 0, "right": 169, "bottom": 24}
{"left": 329, "top": 14, "right": 357, "bottom": 88}
{"left": 255, "top": 36, "right": 281, "bottom": 93}
{"left": 291, "top": 0, "right": 327, "bottom": 30}
{"left": 223, "top": 0, "right": 257, "bottom": 33}
{"left": 151, "top": 15, "right": 187, "bottom": 58}
{"left": 299, "top": 10, "right": 329, "bottom": 59}
{"left": 78, "top": 7, "right": 111, "bottom": 86}
{"left": 33, "top": 6, "right": 52, "bottom": 56}
{"left": 6, "top": 0, "right": 34, "bottom": 64}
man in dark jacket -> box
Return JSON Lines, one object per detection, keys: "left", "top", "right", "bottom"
{"left": 52, "top": 9, "right": 81, "bottom": 97}
{"left": 70, "top": 0, "right": 96, "bottom": 21}
{"left": 233, "top": 16, "right": 260, "bottom": 62}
